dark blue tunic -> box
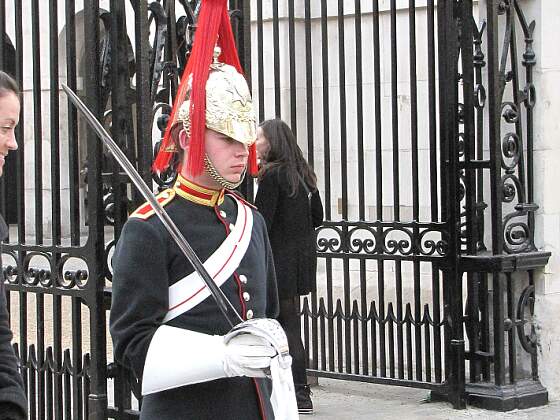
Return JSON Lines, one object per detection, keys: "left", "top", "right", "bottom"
{"left": 110, "top": 179, "right": 279, "bottom": 420}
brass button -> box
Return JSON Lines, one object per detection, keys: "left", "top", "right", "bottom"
{"left": 239, "top": 274, "right": 248, "bottom": 284}
{"left": 243, "top": 292, "right": 250, "bottom": 302}
{"left": 219, "top": 210, "right": 226, "bottom": 218}
{"left": 229, "top": 223, "right": 235, "bottom": 230}
{"left": 246, "top": 310, "right": 254, "bottom": 319}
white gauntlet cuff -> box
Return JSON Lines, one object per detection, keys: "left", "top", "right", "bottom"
{"left": 142, "top": 325, "right": 226, "bottom": 395}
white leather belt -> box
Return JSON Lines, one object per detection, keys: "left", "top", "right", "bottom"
{"left": 163, "top": 196, "right": 254, "bottom": 322}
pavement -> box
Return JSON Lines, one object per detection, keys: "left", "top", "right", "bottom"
{"left": 310, "top": 378, "right": 560, "bottom": 420}
{"left": 111, "top": 377, "right": 560, "bottom": 419}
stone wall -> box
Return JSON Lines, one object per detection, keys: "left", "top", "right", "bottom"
{"left": 523, "top": 0, "right": 560, "bottom": 401}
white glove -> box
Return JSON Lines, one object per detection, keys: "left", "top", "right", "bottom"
{"left": 225, "top": 318, "right": 299, "bottom": 419}
{"left": 224, "top": 332, "right": 277, "bottom": 378}
{"left": 141, "top": 321, "right": 298, "bottom": 418}
{"left": 141, "top": 325, "right": 278, "bottom": 395}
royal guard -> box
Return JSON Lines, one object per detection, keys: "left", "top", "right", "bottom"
{"left": 109, "top": 1, "right": 297, "bottom": 419}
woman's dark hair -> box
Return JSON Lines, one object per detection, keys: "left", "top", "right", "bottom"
{"left": 258, "top": 118, "right": 317, "bottom": 197}
{"left": 0, "top": 71, "right": 20, "bottom": 97}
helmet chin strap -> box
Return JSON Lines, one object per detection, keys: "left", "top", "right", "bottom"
{"left": 204, "top": 155, "right": 245, "bottom": 190}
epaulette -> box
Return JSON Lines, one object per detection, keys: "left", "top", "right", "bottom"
{"left": 130, "top": 188, "right": 176, "bottom": 220}
{"left": 225, "top": 190, "right": 257, "bottom": 210}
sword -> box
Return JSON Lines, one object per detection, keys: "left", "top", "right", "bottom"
{"left": 62, "top": 83, "right": 243, "bottom": 327}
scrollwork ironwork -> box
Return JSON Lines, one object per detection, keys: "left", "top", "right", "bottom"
{"left": 316, "top": 222, "right": 447, "bottom": 258}
{"left": 2, "top": 251, "right": 90, "bottom": 290}
{"left": 501, "top": 132, "right": 521, "bottom": 170}
{"left": 57, "top": 254, "right": 90, "bottom": 289}
{"left": 2, "top": 251, "right": 19, "bottom": 285}
{"left": 516, "top": 284, "right": 537, "bottom": 354}
{"left": 501, "top": 101, "right": 518, "bottom": 123}
{"left": 382, "top": 228, "right": 413, "bottom": 255}
{"left": 496, "top": 1, "right": 537, "bottom": 253}
{"left": 316, "top": 225, "right": 343, "bottom": 253}
{"left": 23, "top": 253, "right": 53, "bottom": 287}
{"left": 418, "top": 228, "right": 449, "bottom": 256}
{"left": 347, "top": 225, "right": 376, "bottom": 254}
{"left": 501, "top": 174, "right": 520, "bottom": 203}
{"left": 104, "top": 239, "right": 116, "bottom": 282}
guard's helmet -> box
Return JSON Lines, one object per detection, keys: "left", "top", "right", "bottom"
{"left": 152, "top": 0, "right": 258, "bottom": 180}
{"left": 176, "top": 47, "right": 256, "bottom": 149}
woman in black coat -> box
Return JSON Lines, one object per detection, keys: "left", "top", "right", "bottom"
{"left": 254, "top": 119, "right": 323, "bottom": 414}
{"left": 0, "top": 71, "right": 27, "bottom": 420}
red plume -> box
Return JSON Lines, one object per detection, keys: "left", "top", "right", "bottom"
{"left": 248, "top": 143, "right": 258, "bottom": 176}
{"left": 217, "top": 6, "right": 243, "bottom": 73}
{"left": 153, "top": 0, "right": 246, "bottom": 176}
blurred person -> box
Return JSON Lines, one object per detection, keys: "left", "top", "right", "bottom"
{"left": 255, "top": 118, "right": 324, "bottom": 414}
{"left": 0, "top": 71, "right": 27, "bottom": 420}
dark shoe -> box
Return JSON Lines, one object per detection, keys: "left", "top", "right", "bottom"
{"left": 296, "top": 384, "right": 314, "bottom": 415}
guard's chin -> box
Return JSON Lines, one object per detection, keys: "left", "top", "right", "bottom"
{"left": 226, "top": 174, "right": 242, "bottom": 184}
{"left": 226, "top": 171, "right": 244, "bottom": 182}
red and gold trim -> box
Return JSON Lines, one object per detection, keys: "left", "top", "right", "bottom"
{"left": 130, "top": 189, "right": 176, "bottom": 220}
{"left": 173, "top": 174, "right": 225, "bottom": 207}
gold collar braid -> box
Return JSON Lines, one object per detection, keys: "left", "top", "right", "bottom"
{"left": 173, "top": 174, "right": 225, "bottom": 207}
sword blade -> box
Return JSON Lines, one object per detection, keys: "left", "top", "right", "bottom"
{"left": 62, "top": 83, "right": 242, "bottom": 327}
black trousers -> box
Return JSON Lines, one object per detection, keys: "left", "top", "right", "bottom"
{"left": 277, "top": 296, "right": 307, "bottom": 386}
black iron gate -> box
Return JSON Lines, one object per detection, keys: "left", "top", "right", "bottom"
{"left": 0, "top": 0, "right": 549, "bottom": 418}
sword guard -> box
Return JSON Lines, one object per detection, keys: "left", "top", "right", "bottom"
{"left": 225, "top": 318, "right": 290, "bottom": 362}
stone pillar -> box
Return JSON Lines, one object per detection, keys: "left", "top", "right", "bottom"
{"left": 530, "top": 0, "right": 560, "bottom": 401}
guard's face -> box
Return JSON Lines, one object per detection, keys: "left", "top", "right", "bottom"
{"left": 255, "top": 127, "right": 270, "bottom": 161}
{"left": 0, "top": 92, "right": 20, "bottom": 177}
{"left": 204, "top": 128, "right": 248, "bottom": 184}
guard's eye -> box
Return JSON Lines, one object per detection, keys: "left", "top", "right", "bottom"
{"left": 221, "top": 135, "right": 236, "bottom": 144}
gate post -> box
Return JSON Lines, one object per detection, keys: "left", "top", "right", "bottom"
{"left": 84, "top": 0, "right": 108, "bottom": 418}
{"left": 436, "top": 0, "right": 467, "bottom": 409}
{"left": 458, "top": 0, "right": 550, "bottom": 411}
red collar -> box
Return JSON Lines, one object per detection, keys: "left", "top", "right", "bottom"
{"left": 173, "top": 175, "right": 225, "bottom": 207}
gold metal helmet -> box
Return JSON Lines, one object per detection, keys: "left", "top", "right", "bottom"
{"left": 176, "top": 47, "right": 256, "bottom": 147}
{"left": 153, "top": 1, "right": 258, "bottom": 178}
